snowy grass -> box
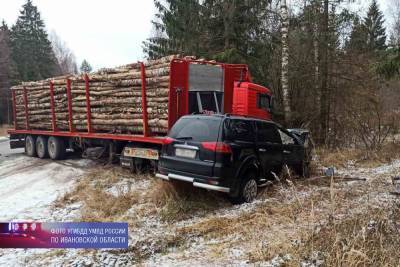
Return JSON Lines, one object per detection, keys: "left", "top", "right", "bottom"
{"left": 4, "top": 144, "right": 400, "bottom": 266}
{"left": 317, "top": 142, "right": 400, "bottom": 168}
{"left": 55, "top": 167, "right": 142, "bottom": 222}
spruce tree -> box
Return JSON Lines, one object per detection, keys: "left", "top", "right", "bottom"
{"left": 0, "top": 21, "right": 17, "bottom": 124}
{"left": 10, "top": 0, "right": 58, "bottom": 81}
{"left": 347, "top": 16, "right": 368, "bottom": 52}
{"left": 80, "top": 59, "right": 92, "bottom": 73}
{"left": 144, "top": 0, "right": 273, "bottom": 84}
{"left": 143, "top": 0, "right": 204, "bottom": 59}
{"left": 363, "top": 0, "right": 387, "bottom": 52}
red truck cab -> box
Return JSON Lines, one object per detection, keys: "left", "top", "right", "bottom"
{"left": 232, "top": 82, "right": 272, "bottom": 120}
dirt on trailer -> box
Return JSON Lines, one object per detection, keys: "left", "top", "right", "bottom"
{"left": 1, "top": 140, "right": 400, "bottom": 266}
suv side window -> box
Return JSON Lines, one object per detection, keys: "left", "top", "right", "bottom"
{"left": 256, "top": 122, "right": 281, "bottom": 143}
{"left": 278, "top": 129, "right": 296, "bottom": 145}
{"left": 225, "top": 119, "right": 254, "bottom": 142}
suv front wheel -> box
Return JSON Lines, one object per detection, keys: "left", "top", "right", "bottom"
{"left": 230, "top": 172, "right": 258, "bottom": 204}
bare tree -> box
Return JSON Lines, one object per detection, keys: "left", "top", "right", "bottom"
{"left": 313, "top": 1, "right": 320, "bottom": 114}
{"left": 389, "top": 0, "right": 400, "bottom": 47}
{"left": 49, "top": 31, "right": 78, "bottom": 75}
{"left": 319, "top": 0, "right": 329, "bottom": 144}
{"left": 281, "top": 0, "right": 291, "bottom": 124}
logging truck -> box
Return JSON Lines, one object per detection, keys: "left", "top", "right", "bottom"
{"left": 7, "top": 56, "right": 273, "bottom": 171}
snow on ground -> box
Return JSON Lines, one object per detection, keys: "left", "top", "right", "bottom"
{"left": 105, "top": 178, "right": 151, "bottom": 197}
{"left": 337, "top": 159, "right": 400, "bottom": 178}
{"left": 0, "top": 141, "right": 95, "bottom": 267}
{"left": 0, "top": 155, "right": 93, "bottom": 221}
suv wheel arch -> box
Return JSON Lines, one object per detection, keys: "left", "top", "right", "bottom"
{"left": 230, "top": 170, "right": 258, "bottom": 204}
{"left": 230, "top": 157, "right": 260, "bottom": 198}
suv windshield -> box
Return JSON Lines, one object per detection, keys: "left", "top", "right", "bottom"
{"left": 169, "top": 116, "right": 223, "bottom": 142}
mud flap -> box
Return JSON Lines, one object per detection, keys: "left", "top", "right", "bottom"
{"left": 10, "top": 140, "right": 25, "bottom": 149}
{"left": 9, "top": 134, "right": 25, "bottom": 149}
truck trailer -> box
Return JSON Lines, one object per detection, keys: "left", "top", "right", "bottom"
{"left": 7, "top": 56, "right": 273, "bottom": 171}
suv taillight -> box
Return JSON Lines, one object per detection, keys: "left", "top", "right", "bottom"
{"left": 202, "top": 142, "right": 232, "bottom": 154}
{"left": 163, "top": 137, "right": 175, "bottom": 145}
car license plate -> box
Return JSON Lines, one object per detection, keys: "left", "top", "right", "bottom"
{"left": 124, "top": 147, "right": 159, "bottom": 160}
{"left": 175, "top": 148, "right": 196, "bottom": 159}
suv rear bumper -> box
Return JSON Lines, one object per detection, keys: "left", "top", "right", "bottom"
{"left": 155, "top": 173, "right": 230, "bottom": 193}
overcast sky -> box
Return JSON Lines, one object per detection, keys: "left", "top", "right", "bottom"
{"left": 0, "top": 0, "right": 393, "bottom": 70}
{"left": 0, "top": 0, "right": 156, "bottom": 70}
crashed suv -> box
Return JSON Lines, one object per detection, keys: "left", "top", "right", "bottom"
{"left": 156, "top": 114, "right": 313, "bottom": 203}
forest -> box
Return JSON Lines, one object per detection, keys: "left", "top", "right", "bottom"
{"left": 0, "top": 0, "right": 86, "bottom": 126}
{"left": 1, "top": 0, "right": 400, "bottom": 149}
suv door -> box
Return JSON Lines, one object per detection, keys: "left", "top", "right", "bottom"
{"left": 223, "top": 118, "right": 257, "bottom": 168}
{"left": 278, "top": 129, "right": 303, "bottom": 167}
{"left": 256, "top": 121, "right": 283, "bottom": 178}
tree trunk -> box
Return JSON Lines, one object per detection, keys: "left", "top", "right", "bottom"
{"left": 223, "top": 1, "right": 235, "bottom": 50}
{"left": 313, "top": 0, "right": 320, "bottom": 114}
{"left": 320, "top": 0, "right": 329, "bottom": 144}
{"left": 281, "top": 0, "right": 291, "bottom": 124}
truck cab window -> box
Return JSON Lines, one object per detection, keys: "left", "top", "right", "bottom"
{"left": 189, "top": 91, "right": 223, "bottom": 114}
{"left": 189, "top": 93, "right": 199, "bottom": 114}
{"left": 257, "top": 94, "right": 271, "bottom": 111}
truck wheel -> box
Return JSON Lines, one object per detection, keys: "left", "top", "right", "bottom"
{"left": 25, "top": 135, "right": 37, "bottom": 157}
{"left": 230, "top": 172, "right": 258, "bottom": 204}
{"left": 36, "top": 136, "right": 49, "bottom": 159}
{"left": 48, "top": 136, "right": 66, "bottom": 160}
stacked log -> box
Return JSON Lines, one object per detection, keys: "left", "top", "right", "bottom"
{"left": 11, "top": 55, "right": 180, "bottom": 135}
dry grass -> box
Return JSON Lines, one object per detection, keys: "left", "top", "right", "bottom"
{"left": 127, "top": 234, "right": 185, "bottom": 261}
{"left": 317, "top": 142, "right": 400, "bottom": 168}
{"left": 298, "top": 206, "right": 400, "bottom": 266}
{"left": 50, "top": 143, "right": 400, "bottom": 265}
{"left": 148, "top": 180, "right": 228, "bottom": 222}
{"left": 174, "top": 166, "right": 400, "bottom": 266}
{"left": 55, "top": 167, "right": 141, "bottom": 222}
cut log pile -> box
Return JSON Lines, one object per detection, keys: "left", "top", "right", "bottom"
{"left": 11, "top": 55, "right": 181, "bottom": 135}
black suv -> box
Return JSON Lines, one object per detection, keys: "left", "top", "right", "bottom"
{"left": 157, "top": 114, "right": 312, "bottom": 203}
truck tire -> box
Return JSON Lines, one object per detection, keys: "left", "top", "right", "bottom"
{"left": 25, "top": 135, "right": 37, "bottom": 157}
{"left": 36, "top": 136, "right": 49, "bottom": 159}
{"left": 230, "top": 171, "right": 258, "bottom": 204}
{"left": 48, "top": 136, "right": 66, "bottom": 160}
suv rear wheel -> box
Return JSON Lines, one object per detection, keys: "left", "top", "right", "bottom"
{"left": 230, "top": 172, "right": 258, "bottom": 204}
